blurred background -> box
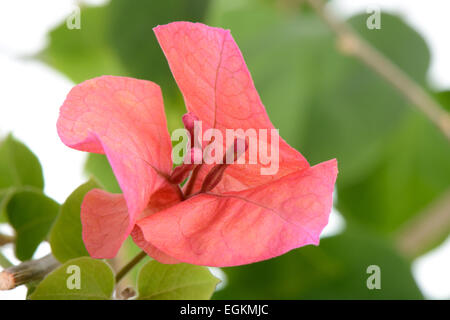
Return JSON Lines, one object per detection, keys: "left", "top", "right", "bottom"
{"left": 0, "top": 0, "right": 449, "bottom": 299}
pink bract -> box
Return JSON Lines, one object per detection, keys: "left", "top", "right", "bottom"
{"left": 57, "top": 21, "right": 337, "bottom": 267}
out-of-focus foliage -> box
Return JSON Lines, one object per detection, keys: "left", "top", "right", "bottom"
{"left": 0, "top": 134, "right": 53, "bottom": 261}
{"left": 339, "top": 110, "right": 450, "bottom": 238}
{"left": 0, "top": 135, "right": 44, "bottom": 191}
{"left": 108, "top": 0, "right": 210, "bottom": 94}
{"left": 6, "top": 190, "right": 59, "bottom": 261}
{"left": 84, "top": 154, "right": 121, "bottom": 193}
{"left": 0, "top": 134, "right": 44, "bottom": 222}
{"left": 0, "top": 0, "right": 446, "bottom": 299}
{"left": 435, "top": 91, "right": 450, "bottom": 111}
{"left": 0, "top": 135, "right": 59, "bottom": 260}
{"left": 215, "top": 224, "right": 423, "bottom": 299}
{"left": 37, "top": 6, "right": 127, "bottom": 83}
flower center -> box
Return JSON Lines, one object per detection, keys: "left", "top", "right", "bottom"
{"left": 169, "top": 113, "right": 248, "bottom": 197}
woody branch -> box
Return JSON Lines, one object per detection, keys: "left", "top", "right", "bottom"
{"left": 0, "top": 254, "right": 60, "bottom": 290}
{"left": 0, "top": 233, "right": 14, "bottom": 246}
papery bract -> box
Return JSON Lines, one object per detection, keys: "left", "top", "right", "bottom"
{"left": 57, "top": 76, "right": 179, "bottom": 258}
{"left": 57, "top": 21, "right": 337, "bottom": 266}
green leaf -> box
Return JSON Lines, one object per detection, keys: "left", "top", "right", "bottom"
{"left": 106, "top": 0, "right": 210, "bottom": 130}
{"left": 0, "top": 135, "right": 44, "bottom": 222}
{"left": 0, "top": 134, "right": 44, "bottom": 190}
{"left": 84, "top": 154, "right": 121, "bottom": 193}
{"left": 434, "top": 90, "right": 450, "bottom": 112}
{"left": 137, "top": 261, "right": 220, "bottom": 300}
{"left": 338, "top": 110, "right": 450, "bottom": 246}
{"left": 6, "top": 190, "right": 59, "bottom": 261}
{"left": 297, "top": 12, "right": 430, "bottom": 186}
{"left": 107, "top": 0, "right": 210, "bottom": 91}
{"left": 0, "top": 188, "right": 14, "bottom": 223}
{"left": 29, "top": 257, "right": 115, "bottom": 300}
{"left": 26, "top": 281, "right": 39, "bottom": 299}
{"left": 348, "top": 14, "right": 430, "bottom": 86}
{"left": 37, "top": 5, "right": 127, "bottom": 83}
{"left": 214, "top": 224, "right": 423, "bottom": 299}
{"left": 49, "top": 180, "right": 101, "bottom": 263}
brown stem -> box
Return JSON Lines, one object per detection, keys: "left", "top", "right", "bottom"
{"left": 0, "top": 254, "right": 60, "bottom": 290}
{"left": 395, "top": 189, "right": 450, "bottom": 258}
{"left": 307, "top": 0, "right": 450, "bottom": 141}
{"left": 118, "top": 287, "right": 137, "bottom": 300}
{"left": 200, "top": 164, "right": 229, "bottom": 193}
{"left": 0, "top": 233, "right": 14, "bottom": 246}
{"left": 115, "top": 251, "right": 147, "bottom": 284}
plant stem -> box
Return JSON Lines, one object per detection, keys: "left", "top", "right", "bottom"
{"left": 0, "top": 254, "right": 59, "bottom": 290}
{"left": 0, "top": 233, "right": 14, "bottom": 247}
{"left": 395, "top": 189, "right": 450, "bottom": 258}
{"left": 307, "top": 0, "right": 450, "bottom": 141}
{"left": 115, "top": 250, "right": 147, "bottom": 284}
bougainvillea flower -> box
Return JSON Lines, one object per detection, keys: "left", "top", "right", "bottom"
{"left": 57, "top": 21, "right": 337, "bottom": 267}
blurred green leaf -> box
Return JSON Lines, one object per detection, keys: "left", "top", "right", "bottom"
{"left": 84, "top": 154, "right": 121, "bottom": 193}
{"left": 348, "top": 14, "right": 430, "bottom": 86}
{"left": 106, "top": 0, "right": 211, "bottom": 131}
{"left": 137, "top": 261, "right": 220, "bottom": 300}
{"left": 215, "top": 224, "right": 423, "bottom": 299}
{"left": 0, "top": 134, "right": 44, "bottom": 191}
{"left": 49, "top": 180, "right": 100, "bottom": 263}
{"left": 38, "top": 5, "right": 127, "bottom": 83}
{"left": 338, "top": 110, "right": 450, "bottom": 242}
{"left": 0, "top": 134, "right": 44, "bottom": 222}
{"left": 0, "top": 188, "right": 14, "bottom": 223}
{"left": 108, "top": 0, "right": 210, "bottom": 91}
{"left": 30, "top": 257, "right": 115, "bottom": 300}
{"left": 6, "top": 190, "right": 59, "bottom": 261}
{"left": 434, "top": 90, "right": 450, "bottom": 112}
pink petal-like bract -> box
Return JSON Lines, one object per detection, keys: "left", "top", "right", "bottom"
{"left": 136, "top": 159, "right": 337, "bottom": 266}
{"left": 81, "top": 189, "right": 179, "bottom": 261}
{"left": 57, "top": 76, "right": 175, "bottom": 258}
